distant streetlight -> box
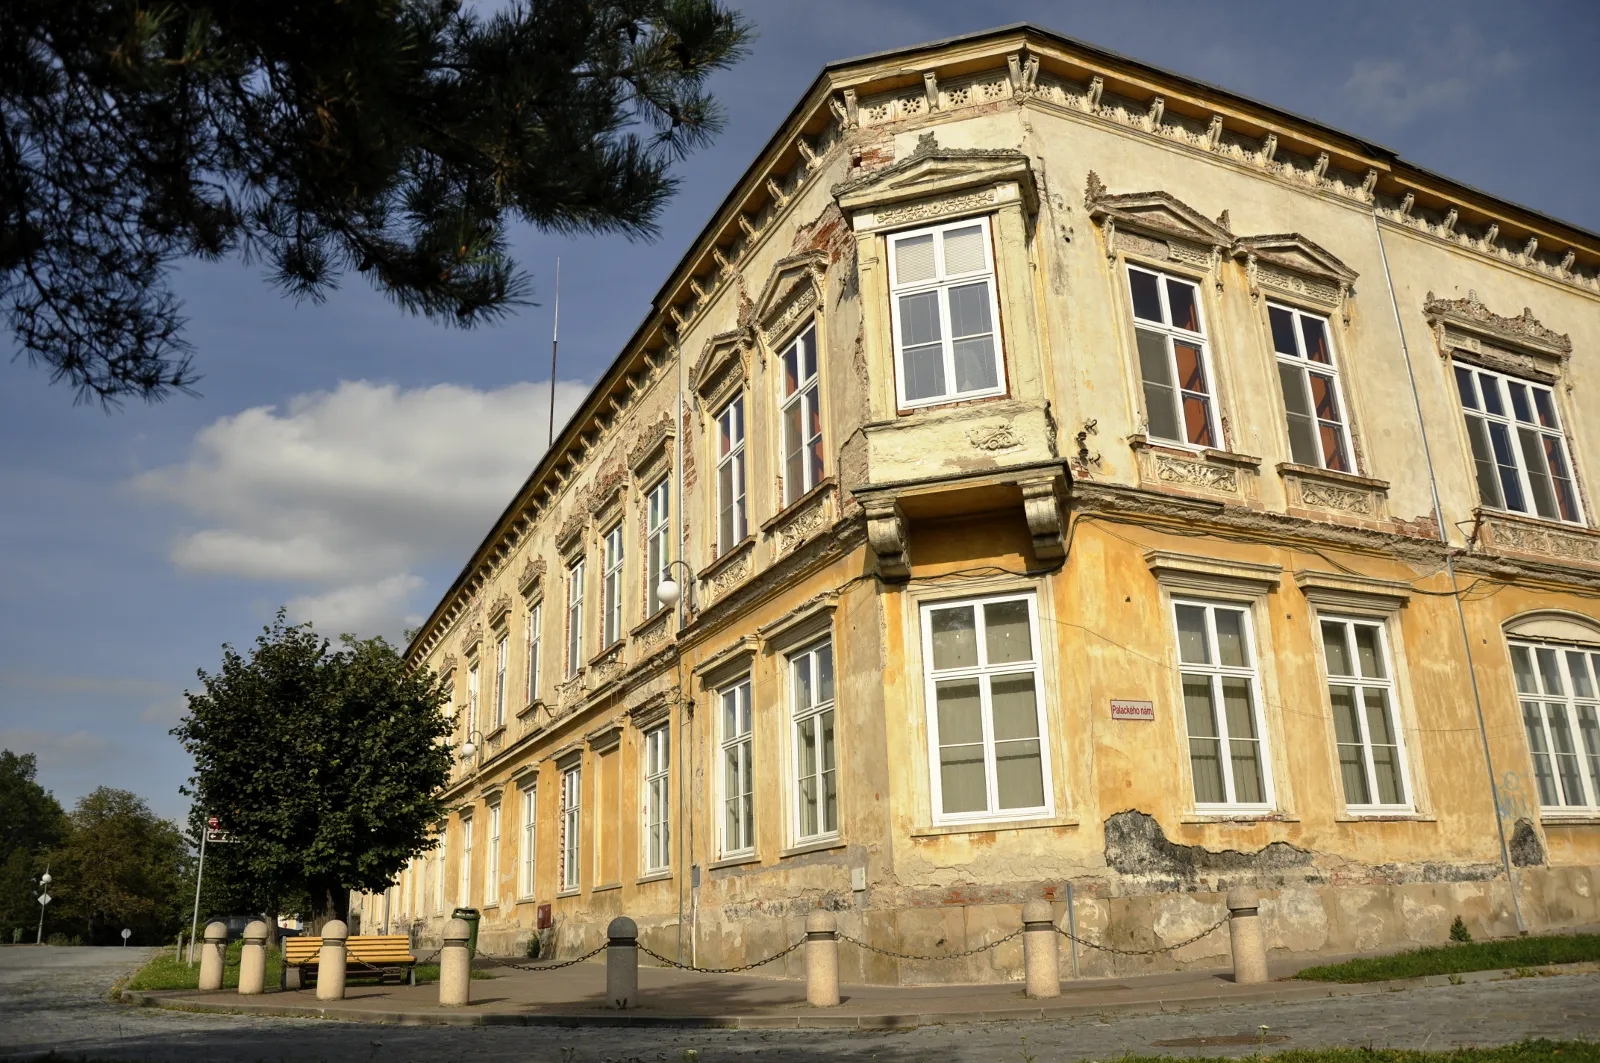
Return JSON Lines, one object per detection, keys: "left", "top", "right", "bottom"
{"left": 459, "top": 729, "right": 485, "bottom": 761}
{"left": 35, "top": 869, "right": 52, "bottom": 945}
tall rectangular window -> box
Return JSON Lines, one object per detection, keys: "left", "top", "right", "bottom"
{"left": 566, "top": 558, "right": 585, "bottom": 677}
{"left": 646, "top": 479, "right": 671, "bottom": 614}
{"left": 888, "top": 218, "right": 1004, "bottom": 408}
{"left": 560, "top": 767, "right": 581, "bottom": 891}
{"left": 1172, "top": 600, "right": 1272, "bottom": 809}
{"left": 1512, "top": 642, "right": 1600, "bottom": 811}
{"left": 781, "top": 325, "right": 824, "bottom": 505}
{"left": 519, "top": 786, "right": 537, "bottom": 898}
{"left": 1270, "top": 303, "right": 1352, "bottom": 471}
{"left": 790, "top": 640, "right": 838, "bottom": 842}
{"left": 716, "top": 396, "right": 747, "bottom": 555}
{"left": 921, "top": 593, "right": 1051, "bottom": 823}
{"left": 719, "top": 679, "right": 754, "bottom": 855}
{"left": 1319, "top": 618, "right": 1409, "bottom": 809}
{"left": 434, "top": 838, "right": 445, "bottom": 914}
{"left": 1455, "top": 365, "right": 1581, "bottom": 523}
{"left": 602, "top": 523, "right": 624, "bottom": 646}
{"left": 458, "top": 814, "right": 473, "bottom": 907}
{"left": 467, "top": 663, "right": 480, "bottom": 738}
{"left": 493, "top": 633, "right": 508, "bottom": 728}
{"left": 1127, "top": 265, "right": 1215, "bottom": 448}
{"left": 525, "top": 603, "right": 541, "bottom": 704}
{"left": 484, "top": 803, "right": 500, "bottom": 906}
{"left": 643, "top": 726, "right": 671, "bottom": 873}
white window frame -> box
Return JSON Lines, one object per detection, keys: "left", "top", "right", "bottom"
{"left": 646, "top": 478, "right": 671, "bottom": 615}
{"left": 1454, "top": 363, "right": 1583, "bottom": 525}
{"left": 484, "top": 802, "right": 500, "bottom": 907}
{"left": 715, "top": 395, "right": 747, "bottom": 555}
{"left": 493, "top": 633, "right": 508, "bottom": 729}
{"left": 1511, "top": 639, "right": 1600, "bottom": 814}
{"left": 1126, "top": 263, "right": 1217, "bottom": 449}
{"left": 560, "top": 767, "right": 581, "bottom": 892}
{"left": 1316, "top": 615, "right": 1413, "bottom": 813}
{"left": 458, "top": 813, "right": 473, "bottom": 908}
{"left": 887, "top": 216, "right": 1007, "bottom": 409}
{"left": 519, "top": 784, "right": 537, "bottom": 899}
{"left": 434, "top": 838, "right": 445, "bottom": 915}
{"left": 920, "top": 591, "right": 1054, "bottom": 825}
{"left": 525, "top": 603, "right": 541, "bottom": 705}
{"left": 602, "top": 522, "right": 625, "bottom": 647}
{"left": 779, "top": 324, "right": 824, "bottom": 506}
{"left": 1268, "top": 302, "right": 1355, "bottom": 472}
{"left": 466, "top": 663, "right": 480, "bottom": 738}
{"left": 1170, "top": 598, "right": 1275, "bottom": 812}
{"left": 789, "top": 639, "right": 838, "bottom": 844}
{"left": 718, "top": 678, "right": 755, "bottom": 857}
{"left": 642, "top": 726, "right": 671, "bottom": 874}
{"left": 566, "top": 558, "right": 585, "bottom": 678}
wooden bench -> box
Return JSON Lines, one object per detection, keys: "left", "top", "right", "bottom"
{"left": 281, "top": 934, "right": 418, "bottom": 989}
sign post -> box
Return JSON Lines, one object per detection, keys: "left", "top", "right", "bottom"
{"left": 188, "top": 815, "right": 236, "bottom": 964}
{"left": 121, "top": 928, "right": 131, "bottom": 947}
{"left": 35, "top": 868, "right": 52, "bottom": 945}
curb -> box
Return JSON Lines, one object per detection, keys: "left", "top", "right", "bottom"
{"left": 119, "top": 962, "right": 1600, "bottom": 1031}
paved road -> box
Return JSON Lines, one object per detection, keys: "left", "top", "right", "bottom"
{"left": 1, "top": 946, "right": 1597, "bottom": 1062}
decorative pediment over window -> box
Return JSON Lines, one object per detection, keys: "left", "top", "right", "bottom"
{"left": 626, "top": 412, "right": 675, "bottom": 479}
{"left": 555, "top": 509, "right": 587, "bottom": 556}
{"left": 833, "top": 132, "right": 1037, "bottom": 232}
{"left": 1425, "top": 290, "right": 1571, "bottom": 377}
{"left": 1235, "top": 233, "right": 1357, "bottom": 319}
{"left": 754, "top": 251, "right": 828, "bottom": 345}
{"left": 692, "top": 328, "right": 752, "bottom": 409}
{"left": 518, "top": 556, "right": 546, "bottom": 597}
{"left": 1084, "top": 173, "right": 1231, "bottom": 281}
{"left": 487, "top": 593, "right": 513, "bottom": 629}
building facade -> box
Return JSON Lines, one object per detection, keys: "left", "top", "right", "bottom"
{"left": 355, "top": 26, "right": 1600, "bottom": 983}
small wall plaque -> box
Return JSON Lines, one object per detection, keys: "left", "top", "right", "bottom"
{"left": 1111, "top": 699, "right": 1155, "bottom": 721}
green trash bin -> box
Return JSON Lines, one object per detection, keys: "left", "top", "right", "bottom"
{"left": 451, "top": 907, "right": 481, "bottom": 960}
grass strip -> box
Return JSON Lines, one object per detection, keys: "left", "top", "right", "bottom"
{"left": 1294, "top": 933, "right": 1600, "bottom": 983}
{"left": 125, "top": 940, "right": 283, "bottom": 991}
{"left": 1115, "top": 1045, "right": 1600, "bottom": 1063}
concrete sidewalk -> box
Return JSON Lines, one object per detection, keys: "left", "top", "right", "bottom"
{"left": 121, "top": 956, "right": 1600, "bottom": 1030}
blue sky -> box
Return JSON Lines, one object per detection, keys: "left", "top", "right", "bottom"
{"left": 2, "top": 0, "right": 1596, "bottom": 823}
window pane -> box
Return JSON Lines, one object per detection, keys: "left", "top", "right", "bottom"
{"left": 801, "top": 327, "right": 818, "bottom": 381}
{"left": 1214, "top": 608, "right": 1249, "bottom": 668}
{"left": 1322, "top": 621, "right": 1353, "bottom": 677}
{"left": 1279, "top": 363, "right": 1319, "bottom": 467}
{"left": 995, "top": 738, "right": 1045, "bottom": 809}
{"left": 1129, "top": 269, "right": 1163, "bottom": 322}
{"left": 821, "top": 709, "right": 838, "bottom": 833}
{"left": 1537, "top": 648, "right": 1565, "bottom": 695}
{"left": 1182, "top": 393, "right": 1214, "bottom": 448}
{"left": 948, "top": 281, "right": 992, "bottom": 339}
{"left": 1533, "top": 389, "right": 1559, "bottom": 429}
{"left": 1524, "top": 702, "right": 1558, "bottom": 806}
{"left": 952, "top": 335, "right": 998, "bottom": 393}
{"left": 990, "top": 674, "right": 1040, "bottom": 741}
{"left": 1165, "top": 277, "right": 1200, "bottom": 332}
{"left": 1566, "top": 651, "right": 1594, "bottom": 700}
{"left": 1478, "top": 373, "right": 1505, "bottom": 416}
{"left": 818, "top": 644, "right": 834, "bottom": 703}
{"left": 793, "top": 652, "right": 813, "bottom": 711}
{"left": 1518, "top": 427, "right": 1559, "bottom": 519}
{"left": 930, "top": 607, "right": 978, "bottom": 670}
{"left": 1454, "top": 365, "right": 1478, "bottom": 410}
{"left": 942, "top": 225, "right": 987, "bottom": 274}
{"left": 894, "top": 233, "right": 936, "bottom": 284}
{"left": 1222, "top": 678, "right": 1264, "bottom": 803}
{"left": 935, "top": 679, "right": 983, "bottom": 744}
{"left": 898, "top": 289, "right": 942, "bottom": 346}
{"left": 936, "top": 678, "right": 986, "bottom": 814}
{"left": 1550, "top": 707, "right": 1585, "bottom": 805}
{"left": 1543, "top": 437, "right": 1580, "bottom": 522}
{"left": 1184, "top": 674, "right": 1224, "bottom": 803}
{"left": 1300, "top": 315, "right": 1331, "bottom": 363}
{"left": 1309, "top": 372, "right": 1342, "bottom": 425}
{"left": 797, "top": 716, "right": 818, "bottom": 837}
{"left": 1269, "top": 306, "right": 1298, "bottom": 356}
{"left": 903, "top": 343, "right": 946, "bottom": 402}
{"left": 1487, "top": 422, "right": 1525, "bottom": 512}
{"left": 1354, "top": 625, "right": 1385, "bottom": 679}
{"left": 1464, "top": 417, "right": 1504, "bottom": 509}
{"left": 1331, "top": 685, "right": 1370, "bottom": 804}
{"left": 1138, "top": 330, "right": 1180, "bottom": 442}
{"left": 783, "top": 347, "right": 800, "bottom": 397}
{"left": 1175, "top": 605, "right": 1211, "bottom": 665}
{"left": 1183, "top": 675, "right": 1219, "bottom": 737}
{"left": 1578, "top": 705, "right": 1600, "bottom": 803}
{"left": 1174, "top": 342, "right": 1213, "bottom": 447}
{"left": 1509, "top": 383, "right": 1534, "bottom": 423}
{"left": 784, "top": 402, "right": 804, "bottom": 500}
{"left": 1318, "top": 420, "right": 1350, "bottom": 472}
{"left": 984, "top": 600, "right": 1033, "bottom": 664}
{"left": 1510, "top": 646, "right": 1537, "bottom": 694}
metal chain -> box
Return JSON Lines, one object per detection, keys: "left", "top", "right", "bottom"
{"left": 837, "top": 927, "right": 1021, "bottom": 962}
{"left": 637, "top": 937, "right": 804, "bottom": 974}
{"left": 481, "top": 942, "right": 608, "bottom": 973}
{"left": 1055, "top": 914, "right": 1229, "bottom": 956}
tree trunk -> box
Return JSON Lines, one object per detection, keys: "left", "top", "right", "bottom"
{"left": 305, "top": 882, "right": 349, "bottom": 935}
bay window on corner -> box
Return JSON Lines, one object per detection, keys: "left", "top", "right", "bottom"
{"left": 888, "top": 218, "right": 1005, "bottom": 409}
{"left": 1455, "top": 364, "right": 1581, "bottom": 524}
{"left": 1128, "top": 265, "right": 1216, "bottom": 448}
{"left": 1269, "top": 303, "right": 1353, "bottom": 472}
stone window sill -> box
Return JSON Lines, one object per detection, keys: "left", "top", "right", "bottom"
{"left": 1179, "top": 811, "right": 1299, "bottom": 823}
{"left": 591, "top": 882, "right": 621, "bottom": 894}
{"left": 1334, "top": 812, "right": 1434, "bottom": 823}
{"left": 631, "top": 607, "right": 673, "bottom": 637}
{"left": 761, "top": 478, "right": 836, "bottom": 533}
{"left": 708, "top": 851, "right": 760, "bottom": 871}
{"left": 700, "top": 536, "right": 756, "bottom": 584}
{"left": 1276, "top": 461, "right": 1389, "bottom": 491}
{"left": 911, "top": 815, "right": 1078, "bottom": 839}
{"left": 1541, "top": 814, "right": 1600, "bottom": 826}
{"left": 780, "top": 837, "right": 845, "bottom": 859}
{"left": 556, "top": 888, "right": 580, "bottom": 899}
{"left": 636, "top": 871, "right": 673, "bottom": 885}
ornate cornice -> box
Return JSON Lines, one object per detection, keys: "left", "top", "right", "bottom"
{"left": 626, "top": 412, "right": 676, "bottom": 473}
{"left": 518, "top": 556, "right": 546, "bottom": 596}
{"left": 1423, "top": 290, "right": 1572, "bottom": 361}
{"left": 753, "top": 251, "right": 829, "bottom": 345}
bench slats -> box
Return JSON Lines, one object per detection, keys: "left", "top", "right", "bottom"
{"left": 283, "top": 934, "right": 417, "bottom": 967}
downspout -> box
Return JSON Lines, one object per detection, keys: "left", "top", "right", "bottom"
{"left": 1370, "top": 208, "right": 1526, "bottom": 932}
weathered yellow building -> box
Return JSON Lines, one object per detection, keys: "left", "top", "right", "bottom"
{"left": 356, "top": 25, "right": 1600, "bottom": 983}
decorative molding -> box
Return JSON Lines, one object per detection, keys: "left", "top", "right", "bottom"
{"left": 1479, "top": 513, "right": 1600, "bottom": 570}
{"left": 1279, "top": 463, "right": 1390, "bottom": 520}
{"left": 587, "top": 643, "right": 626, "bottom": 687}
{"left": 691, "top": 329, "right": 751, "bottom": 408}
{"left": 756, "top": 593, "right": 839, "bottom": 655}
{"left": 1294, "top": 570, "right": 1411, "bottom": 614}
{"left": 1085, "top": 176, "right": 1231, "bottom": 282}
{"left": 834, "top": 133, "right": 1037, "bottom": 228}
{"left": 1424, "top": 290, "right": 1571, "bottom": 373}
{"left": 440, "top": 652, "right": 458, "bottom": 676}
{"left": 518, "top": 556, "right": 547, "bottom": 596}
{"left": 1019, "top": 475, "right": 1068, "bottom": 561}
{"left": 764, "top": 481, "right": 836, "bottom": 558}
{"left": 487, "top": 593, "right": 513, "bottom": 629}
{"left": 627, "top": 692, "right": 672, "bottom": 730}
{"left": 875, "top": 189, "right": 999, "bottom": 228}
{"left": 585, "top": 721, "right": 622, "bottom": 753}
{"left": 863, "top": 497, "right": 910, "bottom": 580}
{"left": 753, "top": 251, "right": 829, "bottom": 345}
{"left": 631, "top": 609, "right": 673, "bottom": 651}
{"left": 967, "top": 424, "right": 1023, "bottom": 451}
{"left": 1145, "top": 549, "right": 1283, "bottom": 595}
{"left": 692, "top": 635, "right": 760, "bottom": 691}
{"left": 555, "top": 510, "right": 587, "bottom": 555}
{"left": 1132, "top": 437, "right": 1260, "bottom": 504}
{"left": 1236, "top": 233, "right": 1357, "bottom": 320}
{"left": 700, "top": 540, "right": 755, "bottom": 604}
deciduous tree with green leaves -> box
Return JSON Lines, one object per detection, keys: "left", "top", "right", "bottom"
{"left": 175, "top": 612, "right": 454, "bottom": 924}
{"left": 0, "top": 750, "right": 67, "bottom": 937}
{"left": 47, "top": 787, "right": 190, "bottom": 945}
{"left": 2, "top": 0, "right": 750, "bottom": 404}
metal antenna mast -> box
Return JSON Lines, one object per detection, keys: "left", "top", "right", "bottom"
{"left": 547, "top": 258, "right": 561, "bottom": 448}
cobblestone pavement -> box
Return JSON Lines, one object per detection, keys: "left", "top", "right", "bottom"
{"left": 1, "top": 947, "right": 1596, "bottom": 1063}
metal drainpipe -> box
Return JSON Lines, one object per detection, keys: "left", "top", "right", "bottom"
{"left": 1369, "top": 207, "right": 1526, "bottom": 932}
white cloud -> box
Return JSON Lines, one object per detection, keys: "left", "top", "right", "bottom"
{"left": 1343, "top": 27, "right": 1522, "bottom": 127}
{"left": 0, "top": 729, "right": 113, "bottom": 770}
{"left": 137, "top": 379, "right": 587, "bottom": 636}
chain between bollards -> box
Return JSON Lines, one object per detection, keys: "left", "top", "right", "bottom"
{"left": 1054, "top": 913, "right": 1229, "bottom": 956}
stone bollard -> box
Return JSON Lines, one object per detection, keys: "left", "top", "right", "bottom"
{"left": 439, "top": 918, "right": 471, "bottom": 1007}
{"left": 805, "top": 910, "right": 840, "bottom": 1007}
{"left": 237, "top": 920, "right": 268, "bottom": 995}
{"left": 1226, "top": 886, "right": 1269, "bottom": 985}
{"left": 1022, "top": 899, "right": 1061, "bottom": 999}
{"left": 316, "top": 919, "right": 349, "bottom": 1001}
{"left": 197, "top": 921, "right": 228, "bottom": 991}
{"left": 605, "top": 917, "right": 638, "bottom": 1009}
